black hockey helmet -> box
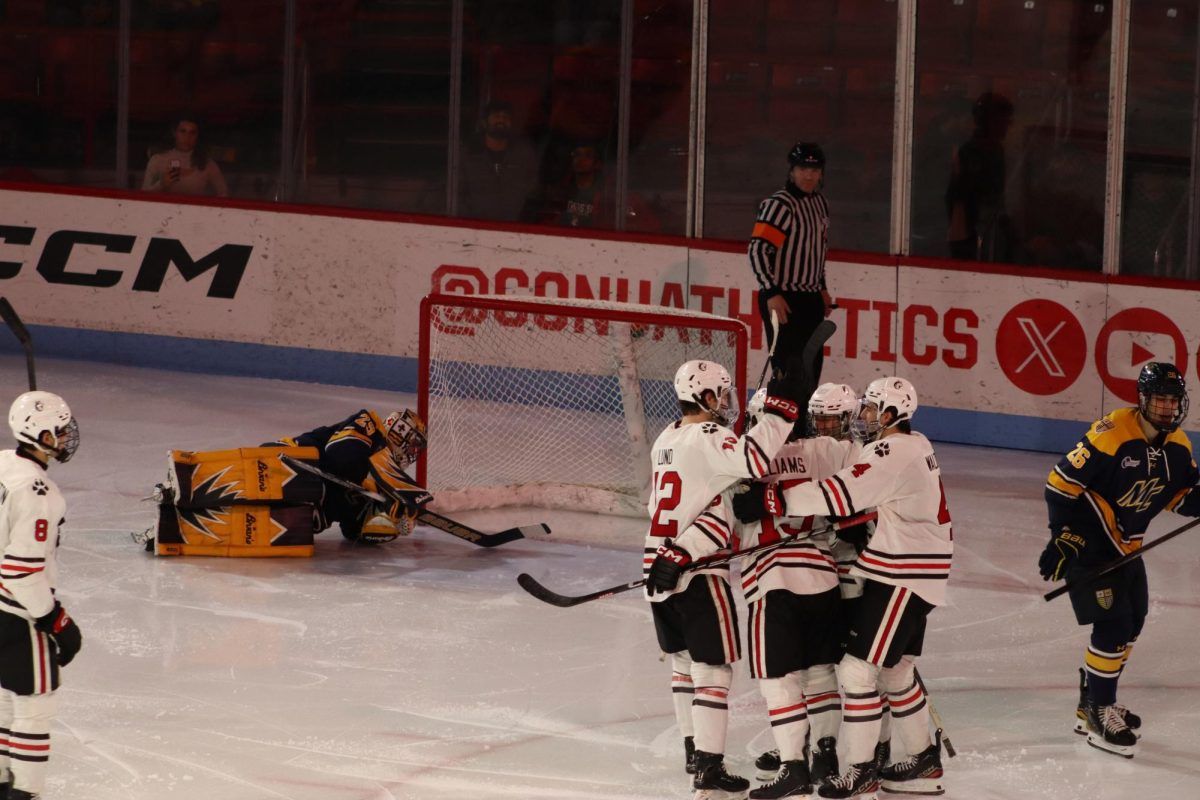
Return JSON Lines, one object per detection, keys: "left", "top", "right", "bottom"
{"left": 787, "top": 141, "right": 825, "bottom": 169}
{"left": 1137, "top": 362, "right": 1189, "bottom": 433}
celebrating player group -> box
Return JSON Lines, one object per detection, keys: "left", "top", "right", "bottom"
{"left": 642, "top": 347, "right": 951, "bottom": 800}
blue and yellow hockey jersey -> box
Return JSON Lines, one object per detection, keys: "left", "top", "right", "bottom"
{"left": 1046, "top": 407, "right": 1200, "bottom": 565}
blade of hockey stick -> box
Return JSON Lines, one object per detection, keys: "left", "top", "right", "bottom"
{"left": 914, "top": 667, "right": 957, "bottom": 758}
{"left": 0, "top": 297, "right": 37, "bottom": 390}
{"left": 280, "top": 454, "right": 543, "bottom": 548}
{"left": 1042, "top": 516, "right": 1200, "bottom": 601}
{"left": 519, "top": 512, "right": 875, "bottom": 608}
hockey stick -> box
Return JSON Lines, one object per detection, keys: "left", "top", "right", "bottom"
{"left": 518, "top": 511, "right": 876, "bottom": 608}
{"left": 0, "top": 297, "right": 37, "bottom": 390}
{"left": 754, "top": 309, "right": 781, "bottom": 391}
{"left": 280, "top": 455, "right": 547, "bottom": 548}
{"left": 1042, "top": 516, "right": 1200, "bottom": 601}
{"left": 914, "top": 667, "right": 957, "bottom": 758}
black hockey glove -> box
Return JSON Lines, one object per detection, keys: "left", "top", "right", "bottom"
{"left": 1038, "top": 527, "right": 1086, "bottom": 582}
{"left": 836, "top": 521, "right": 872, "bottom": 554}
{"left": 732, "top": 481, "right": 786, "bottom": 523}
{"left": 647, "top": 543, "right": 692, "bottom": 595}
{"left": 35, "top": 601, "right": 82, "bottom": 667}
{"left": 766, "top": 355, "right": 816, "bottom": 410}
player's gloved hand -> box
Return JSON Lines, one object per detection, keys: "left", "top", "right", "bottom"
{"left": 836, "top": 521, "right": 872, "bottom": 554}
{"left": 35, "top": 601, "right": 82, "bottom": 667}
{"left": 648, "top": 543, "right": 692, "bottom": 595}
{"left": 766, "top": 355, "right": 815, "bottom": 411}
{"left": 1038, "top": 527, "right": 1086, "bottom": 581}
{"left": 733, "top": 482, "right": 786, "bottom": 523}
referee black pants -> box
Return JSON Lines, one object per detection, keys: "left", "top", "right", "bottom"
{"left": 758, "top": 289, "right": 826, "bottom": 381}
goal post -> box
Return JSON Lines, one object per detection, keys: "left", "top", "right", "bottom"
{"left": 417, "top": 293, "right": 749, "bottom": 517}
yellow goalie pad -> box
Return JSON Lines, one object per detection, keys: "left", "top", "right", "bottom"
{"left": 155, "top": 502, "right": 318, "bottom": 557}
{"left": 167, "top": 446, "right": 325, "bottom": 506}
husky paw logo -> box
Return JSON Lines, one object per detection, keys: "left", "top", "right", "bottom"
{"left": 701, "top": 422, "right": 720, "bottom": 435}
{"left": 31, "top": 479, "right": 49, "bottom": 496}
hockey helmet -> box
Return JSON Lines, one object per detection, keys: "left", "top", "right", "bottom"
{"left": 807, "top": 382, "right": 857, "bottom": 439}
{"left": 382, "top": 409, "right": 427, "bottom": 468}
{"left": 787, "top": 141, "right": 825, "bottom": 169}
{"left": 852, "top": 377, "right": 917, "bottom": 443}
{"left": 1137, "top": 362, "right": 1188, "bottom": 433}
{"left": 674, "top": 360, "right": 738, "bottom": 425}
{"left": 8, "top": 391, "right": 79, "bottom": 463}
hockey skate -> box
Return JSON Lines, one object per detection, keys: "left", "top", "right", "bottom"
{"left": 816, "top": 760, "right": 878, "bottom": 799}
{"left": 871, "top": 739, "right": 890, "bottom": 774}
{"left": 750, "top": 758, "right": 812, "bottom": 799}
{"left": 756, "top": 748, "right": 782, "bottom": 780}
{"left": 1085, "top": 702, "right": 1137, "bottom": 758}
{"left": 1074, "top": 669, "right": 1141, "bottom": 739}
{"left": 878, "top": 735, "right": 944, "bottom": 796}
{"left": 693, "top": 750, "right": 751, "bottom": 800}
{"left": 811, "top": 736, "right": 839, "bottom": 785}
{"left": 686, "top": 735, "right": 698, "bottom": 775}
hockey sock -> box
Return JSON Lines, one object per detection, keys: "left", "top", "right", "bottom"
{"left": 1117, "top": 642, "right": 1134, "bottom": 681}
{"left": 9, "top": 691, "right": 55, "bottom": 795}
{"left": 881, "top": 658, "right": 931, "bottom": 757}
{"left": 671, "top": 652, "right": 695, "bottom": 738}
{"left": 758, "top": 673, "right": 808, "bottom": 761}
{"left": 1085, "top": 644, "right": 1125, "bottom": 706}
{"left": 878, "top": 691, "right": 892, "bottom": 744}
{"left": 800, "top": 663, "right": 842, "bottom": 744}
{"left": 838, "top": 655, "right": 883, "bottom": 764}
{"left": 691, "top": 662, "right": 733, "bottom": 755}
{"left": 0, "top": 689, "right": 11, "bottom": 779}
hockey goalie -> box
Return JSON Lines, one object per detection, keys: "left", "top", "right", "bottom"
{"left": 148, "top": 409, "right": 429, "bottom": 557}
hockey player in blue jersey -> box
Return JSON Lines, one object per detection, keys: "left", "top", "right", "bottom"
{"left": 1042, "top": 362, "right": 1200, "bottom": 757}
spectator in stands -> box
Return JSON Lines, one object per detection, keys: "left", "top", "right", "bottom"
{"left": 945, "top": 91, "right": 1015, "bottom": 262}
{"left": 458, "top": 100, "right": 538, "bottom": 222}
{"left": 142, "top": 115, "right": 228, "bottom": 197}
{"left": 540, "top": 143, "right": 660, "bottom": 232}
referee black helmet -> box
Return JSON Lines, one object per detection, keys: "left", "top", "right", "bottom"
{"left": 787, "top": 142, "right": 825, "bottom": 169}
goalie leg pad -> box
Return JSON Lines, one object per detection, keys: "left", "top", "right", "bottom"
{"left": 167, "top": 446, "right": 324, "bottom": 506}
{"left": 155, "top": 503, "right": 317, "bottom": 557}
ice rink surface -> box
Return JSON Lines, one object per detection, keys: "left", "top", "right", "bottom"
{"left": 3, "top": 354, "right": 1199, "bottom": 800}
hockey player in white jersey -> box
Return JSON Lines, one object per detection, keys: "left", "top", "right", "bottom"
{"left": 733, "top": 385, "right": 859, "bottom": 799}
{"left": 736, "top": 377, "right": 951, "bottom": 798}
{"left": 0, "top": 392, "right": 83, "bottom": 800}
{"left": 644, "top": 359, "right": 807, "bottom": 800}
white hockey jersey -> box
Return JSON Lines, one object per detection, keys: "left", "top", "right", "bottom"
{"left": 778, "top": 431, "right": 953, "bottom": 606}
{"left": 738, "top": 437, "right": 856, "bottom": 604}
{"left": 643, "top": 410, "right": 792, "bottom": 602}
{"left": 0, "top": 450, "right": 65, "bottom": 622}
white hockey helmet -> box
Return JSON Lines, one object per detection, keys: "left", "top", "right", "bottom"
{"left": 807, "top": 382, "right": 858, "bottom": 439}
{"left": 9, "top": 391, "right": 79, "bottom": 463}
{"left": 382, "top": 409, "right": 427, "bottom": 468}
{"left": 674, "top": 359, "right": 738, "bottom": 425}
{"left": 852, "top": 377, "right": 917, "bottom": 443}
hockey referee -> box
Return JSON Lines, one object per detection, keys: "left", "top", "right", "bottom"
{"left": 748, "top": 142, "right": 833, "bottom": 380}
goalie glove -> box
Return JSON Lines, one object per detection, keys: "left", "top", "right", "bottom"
{"left": 35, "top": 601, "right": 82, "bottom": 667}
{"left": 1038, "top": 527, "right": 1086, "bottom": 582}
{"left": 647, "top": 543, "right": 692, "bottom": 595}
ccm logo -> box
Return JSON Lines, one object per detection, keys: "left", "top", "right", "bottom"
{"left": 0, "top": 228, "right": 252, "bottom": 299}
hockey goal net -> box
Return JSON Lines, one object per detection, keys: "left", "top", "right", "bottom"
{"left": 417, "top": 293, "right": 749, "bottom": 517}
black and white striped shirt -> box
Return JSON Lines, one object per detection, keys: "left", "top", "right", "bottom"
{"left": 748, "top": 183, "right": 829, "bottom": 294}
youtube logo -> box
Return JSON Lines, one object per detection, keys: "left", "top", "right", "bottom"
{"left": 1095, "top": 308, "right": 1187, "bottom": 403}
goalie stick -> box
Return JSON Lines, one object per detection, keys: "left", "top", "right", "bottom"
{"left": 0, "top": 297, "right": 37, "bottom": 390}
{"left": 518, "top": 511, "right": 876, "bottom": 608}
{"left": 279, "top": 454, "right": 547, "bottom": 548}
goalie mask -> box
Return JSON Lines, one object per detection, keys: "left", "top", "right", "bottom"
{"left": 9, "top": 390, "right": 80, "bottom": 463}
{"left": 807, "top": 382, "right": 857, "bottom": 439}
{"left": 674, "top": 360, "right": 739, "bottom": 426}
{"left": 382, "top": 409, "right": 427, "bottom": 468}
{"left": 852, "top": 377, "right": 917, "bottom": 443}
{"left": 1137, "top": 362, "right": 1188, "bottom": 433}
